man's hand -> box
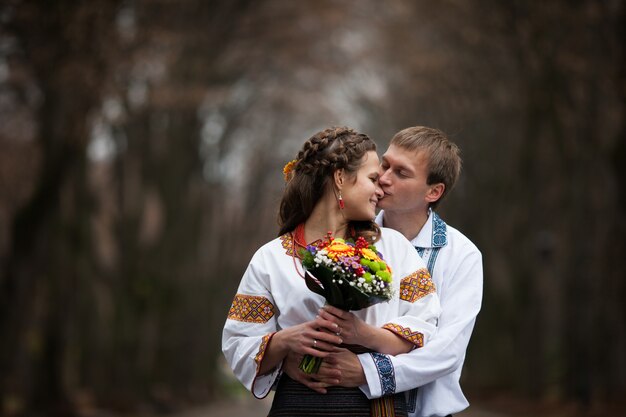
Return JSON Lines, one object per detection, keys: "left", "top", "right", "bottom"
{"left": 324, "top": 348, "right": 367, "bottom": 387}
{"left": 283, "top": 350, "right": 341, "bottom": 394}
{"left": 282, "top": 348, "right": 367, "bottom": 393}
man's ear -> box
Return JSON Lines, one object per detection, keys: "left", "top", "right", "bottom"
{"left": 425, "top": 183, "right": 445, "bottom": 204}
{"left": 333, "top": 169, "right": 345, "bottom": 190}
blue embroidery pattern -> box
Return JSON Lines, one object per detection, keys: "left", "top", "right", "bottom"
{"left": 370, "top": 353, "right": 395, "bottom": 396}
{"left": 427, "top": 247, "right": 441, "bottom": 274}
{"left": 431, "top": 212, "right": 447, "bottom": 247}
{"left": 415, "top": 246, "right": 440, "bottom": 276}
{"left": 415, "top": 213, "right": 447, "bottom": 276}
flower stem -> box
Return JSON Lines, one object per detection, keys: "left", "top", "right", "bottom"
{"left": 299, "top": 354, "right": 323, "bottom": 374}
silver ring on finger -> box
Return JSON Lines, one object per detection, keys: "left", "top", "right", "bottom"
{"left": 313, "top": 339, "right": 317, "bottom": 348}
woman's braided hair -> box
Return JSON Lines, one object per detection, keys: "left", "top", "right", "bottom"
{"left": 278, "top": 127, "right": 381, "bottom": 243}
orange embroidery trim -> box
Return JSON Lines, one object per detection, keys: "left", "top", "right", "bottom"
{"left": 228, "top": 294, "right": 275, "bottom": 323}
{"left": 280, "top": 233, "right": 296, "bottom": 256}
{"left": 254, "top": 332, "right": 275, "bottom": 371}
{"left": 383, "top": 323, "right": 424, "bottom": 348}
{"left": 399, "top": 268, "right": 436, "bottom": 303}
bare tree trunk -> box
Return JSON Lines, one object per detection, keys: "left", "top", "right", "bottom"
{"left": 0, "top": 2, "right": 119, "bottom": 414}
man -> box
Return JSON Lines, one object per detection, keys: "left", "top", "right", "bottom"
{"left": 285, "top": 126, "right": 483, "bottom": 417}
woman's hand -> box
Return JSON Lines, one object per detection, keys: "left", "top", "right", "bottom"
{"left": 318, "top": 305, "right": 413, "bottom": 355}
{"left": 258, "top": 315, "right": 343, "bottom": 375}
{"left": 275, "top": 314, "right": 344, "bottom": 358}
{"left": 318, "top": 305, "right": 370, "bottom": 346}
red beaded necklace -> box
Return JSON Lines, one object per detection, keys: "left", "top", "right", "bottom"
{"left": 290, "top": 223, "right": 323, "bottom": 279}
{"left": 291, "top": 224, "right": 305, "bottom": 279}
{"left": 292, "top": 223, "right": 308, "bottom": 250}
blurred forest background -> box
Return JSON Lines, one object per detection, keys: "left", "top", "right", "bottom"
{"left": 0, "top": 0, "right": 625, "bottom": 416}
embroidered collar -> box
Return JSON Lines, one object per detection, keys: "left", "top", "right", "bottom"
{"left": 279, "top": 228, "right": 323, "bottom": 259}
{"left": 430, "top": 211, "right": 447, "bottom": 248}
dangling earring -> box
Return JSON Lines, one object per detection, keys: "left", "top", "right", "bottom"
{"left": 338, "top": 192, "right": 345, "bottom": 210}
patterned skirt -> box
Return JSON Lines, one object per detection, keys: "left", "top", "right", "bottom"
{"left": 267, "top": 374, "right": 407, "bottom": 417}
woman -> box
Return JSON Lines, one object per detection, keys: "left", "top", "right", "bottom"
{"left": 222, "top": 127, "right": 440, "bottom": 417}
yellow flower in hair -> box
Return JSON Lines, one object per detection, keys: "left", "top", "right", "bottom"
{"left": 283, "top": 159, "right": 297, "bottom": 181}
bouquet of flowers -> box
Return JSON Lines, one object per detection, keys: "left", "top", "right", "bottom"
{"left": 299, "top": 234, "right": 394, "bottom": 373}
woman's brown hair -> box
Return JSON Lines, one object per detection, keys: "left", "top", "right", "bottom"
{"left": 278, "top": 127, "right": 380, "bottom": 243}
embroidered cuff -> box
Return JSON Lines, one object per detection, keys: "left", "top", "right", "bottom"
{"left": 251, "top": 332, "right": 279, "bottom": 399}
{"left": 254, "top": 332, "right": 275, "bottom": 373}
{"left": 382, "top": 323, "right": 424, "bottom": 348}
{"left": 370, "top": 352, "right": 396, "bottom": 396}
{"left": 399, "top": 268, "right": 436, "bottom": 302}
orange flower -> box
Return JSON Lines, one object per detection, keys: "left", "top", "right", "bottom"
{"left": 283, "top": 159, "right": 297, "bottom": 181}
{"left": 325, "top": 239, "right": 355, "bottom": 260}
{"left": 360, "top": 247, "right": 382, "bottom": 263}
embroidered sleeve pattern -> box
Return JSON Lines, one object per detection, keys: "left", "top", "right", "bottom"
{"left": 227, "top": 294, "right": 276, "bottom": 323}
{"left": 370, "top": 352, "right": 396, "bottom": 396}
{"left": 382, "top": 323, "right": 425, "bottom": 348}
{"left": 399, "top": 268, "right": 436, "bottom": 303}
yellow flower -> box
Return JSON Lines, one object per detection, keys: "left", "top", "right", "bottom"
{"left": 283, "top": 159, "right": 297, "bottom": 181}
{"left": 360, "top": 247, "right": 382, "bottom": 263}
{"left": 325, "top": 239, "right": 355, "bottom": 260}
